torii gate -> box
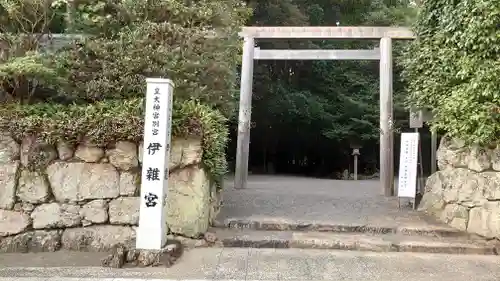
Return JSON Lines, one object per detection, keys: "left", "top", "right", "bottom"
{"left": 234, "top": 26, "right": 415, "bottom": 196}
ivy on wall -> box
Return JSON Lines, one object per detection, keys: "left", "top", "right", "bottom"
{"left": 403, "top": 0, "right": 500, "bottom": 145}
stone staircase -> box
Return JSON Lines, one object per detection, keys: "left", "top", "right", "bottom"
{"left": 209, "top": 218, "right": 499, "bottom": 255}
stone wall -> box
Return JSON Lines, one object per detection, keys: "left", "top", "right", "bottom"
{"left": 0, "top": 134, "right": 222, "bottom": 253}
{"left": 419, "top": 137, "right": 500, "bottom": 238}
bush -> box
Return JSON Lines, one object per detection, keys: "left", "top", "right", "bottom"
{"left": 0, "top": 1, "right": 68, "bottom": 103}
{"left": 0, "top": 0, "right": 252, "bottom": 187}
{"left": 0, "top": 98, "right": 229, "bottom": 187}
{"left": 53, "top": 0, "right": 250, "bottom": 116}
{"left": 0, "top": 51, "right": 64, "bottom": 103}
{"left": 57, "top": 21, "right": 243, "bottom": 114}
{"left": 402, "top": 0, "right": 500, "bottom": 145}
{"left": 0, "top": 1, "right": 251, "bottom": 112}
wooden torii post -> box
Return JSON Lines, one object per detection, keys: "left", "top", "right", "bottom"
{"left": 235, "top": 26, "right": 415, "bottom": 196}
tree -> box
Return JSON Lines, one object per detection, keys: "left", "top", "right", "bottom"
{"left": 403, "top": 0, "right": 500, "bottom": 145}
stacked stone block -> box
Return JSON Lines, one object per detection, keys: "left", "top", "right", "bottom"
{"left": 0, "top": 134, "right": 222, "bottom": 253}
{"left": 419, "top": 137, "right": 500, "bottom": 238}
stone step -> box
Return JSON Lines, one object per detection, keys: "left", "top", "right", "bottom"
{"left": 211, "top": 228, "right": 498, "bottom": 255}
{"left": 215, "top": 218, "right": 464, "bottom": 237}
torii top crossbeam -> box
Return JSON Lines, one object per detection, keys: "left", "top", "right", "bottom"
{"left": 239, "top": 26, "right": 415, "bottom": 39}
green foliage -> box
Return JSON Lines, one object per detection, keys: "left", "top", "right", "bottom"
{"left": 249, "top": 0, "right": 418, "bottom": 144}
{"left": 0, "top": 0, "right": 60, "bottom": 33}
{"left": 0, "top": 98, "right": 229, "bottom": 186}
{"left": 47, "top": 0, "right": 250, "bottom": 116}
{"left": 364, "top": 0, "right": 418, "bottom": 26}
{"left": 0, "top": 0, "right": 250, "bottom": 186}
{"left": 0, "top": 51, "right": 64, "bottom": 103}
{"left": 0, "top": 1, "right": 66, "bottom": 103}
{"left": 58, "top": 22, "right": 243, "bottom": 113}
{"left": 403, "top": 0, "right": 500, "bottom": 145}
{"left": 0, "top": 0, "right": 252, "bottom": 111}
{"left": 173, "top": 100, "right": 229, "bottom": 184}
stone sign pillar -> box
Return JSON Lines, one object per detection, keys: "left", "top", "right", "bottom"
{"left": 136, "top": 78, "right": 174, "bottom": 250}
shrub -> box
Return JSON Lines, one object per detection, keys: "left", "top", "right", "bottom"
{"left": 53, "top": 0, "right": 251, "bottom": 116}
{"left": 1, "top": 1, "right": 252, "bottom": 112}
{"left": 57, "top": 21, "right": 243, "bottom": 114}
{"left": 0, "top": 50, "right": 64, "bottom": 103}
{"left": 402, "top": 0, "right": 500, "bottom": 145}
{"left": 0, "top": 1, "right": 68, "bottom": 103}
{"left": 0, "top": 0, "right": 250, "bottom": 187}
{"left": 0, "top": 98, "right": 229, "bottom": 187}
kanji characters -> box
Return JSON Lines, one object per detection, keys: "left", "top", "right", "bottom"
{"left": 144, "top": 192, "right": 158, "bottom": 207}
{"left": 147, "top": 142, "right": 162, "bottom": 155}
{"left": 152, "top": 87, "right": 161, "bottom": 135}
{"left": 146, "top": 167, "right": 160, "bottom": 181}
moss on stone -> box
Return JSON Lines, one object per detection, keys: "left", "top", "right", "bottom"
{"left": 0, "top": 98, "right": 228, "bottom": 188}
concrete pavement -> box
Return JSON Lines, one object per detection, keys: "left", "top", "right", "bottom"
{"left": 2, "top": 176, "right": 499, "bottom": 280}
{"left": 213, "top": 176, "right": 498, "bottom": 255}
{"left": 1, "top": 248, "right": 500, "bottom": 280}
{"left": 219, "top": 176, "right": 438, "bottom": 229}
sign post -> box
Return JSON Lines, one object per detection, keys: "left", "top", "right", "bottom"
{"left": 397, "top": 132, "right": 419, "bottom": 209}
{"left": 136, "top": 78, "right": 174, "bottom": 250}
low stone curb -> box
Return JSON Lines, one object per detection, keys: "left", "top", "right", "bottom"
{"left": 0, "top": 277, "right": 254, "bottom": 281}
{"left": 211, "top": 229, "right": 498, "bottom": 256}
{"left": 219, "top": 237, "right": 497, "bottom": 255}
{"left": 218, "top": 218, "right": 463, "bottom": 237}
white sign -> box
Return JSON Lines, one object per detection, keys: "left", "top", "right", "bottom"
{"left": 136, "top": 78, "right": 174, "bottom": 250}
{"left": 397, "top": 132, "right": 419, "bottom": 198}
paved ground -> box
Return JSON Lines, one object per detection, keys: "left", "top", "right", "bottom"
{"left": 1, "top": 248, "right": 500, "bottom": 280}
{"left": 3, "top": 175, "right": 495, "bottom": 281}
{"left": 218, "top": 175, "right": 441, "bottom": 229}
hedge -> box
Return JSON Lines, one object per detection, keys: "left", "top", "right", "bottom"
{"left": 402, "top": 0, "right": 500, "bottom": 145}
{"left": 0, "top": 98, "right": 229, "bottom": 187}
{"left": 0, "top": 1, "right": 252, "bottom": 189}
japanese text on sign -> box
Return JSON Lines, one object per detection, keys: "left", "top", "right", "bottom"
{"left": 136, "top": 78, "right": 174, "bottom": 250}
{"left": 144, "top": 192, "right": 158, "bottom": 207}
{"left": 397, "top": 132, "right": 419, "bottom": 198}
{"left": 147, "top": 142, "right": 162, "bottom": 155}
{"left": 152, "top": 87, "right": 161, "bottom": 136}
